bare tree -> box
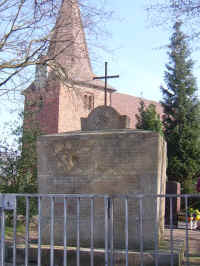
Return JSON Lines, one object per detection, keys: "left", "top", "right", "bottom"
{"left": 146, "top": 0, "right": 200, "bottom": 40}
{"left": 0, "top": 0, "right": 113, "bottom": 97}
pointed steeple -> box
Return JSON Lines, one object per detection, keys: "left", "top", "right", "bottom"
{"left": 48, "top": 0, "right": 93, "bottom": 82}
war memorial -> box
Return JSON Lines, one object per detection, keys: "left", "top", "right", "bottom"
{"left": 36, "top": 105, "right": 176, "bottom": 265}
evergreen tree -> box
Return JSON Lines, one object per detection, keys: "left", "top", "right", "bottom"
{"left": 135, "top": 100, "right": 163, "bottom": 135}
{"left": 161, "top": 21, "right": 200, "bottom": 192}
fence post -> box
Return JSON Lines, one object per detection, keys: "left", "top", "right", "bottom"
{"left": 0, "top": 194, "right": 16, "bottom": 266}
{"left": 109, "top": 198, "right": 114, "bottom": 266}
{"left": 0, "top": 205, "right": 5, "bottom": 266}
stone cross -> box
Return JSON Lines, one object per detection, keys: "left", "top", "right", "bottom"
{"left": 93, "top": 62, "right": 119, "bottom": 106}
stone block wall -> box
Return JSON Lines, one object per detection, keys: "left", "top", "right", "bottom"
{"left": 37, "top": 130, "right": 167, "bottom": 249}
{"left": 58, "top": 83, "right": 111, "bottom": 132}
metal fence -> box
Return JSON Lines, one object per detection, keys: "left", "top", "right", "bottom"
{"left": 0, "top": 193, "right": 199, "bottom": 266}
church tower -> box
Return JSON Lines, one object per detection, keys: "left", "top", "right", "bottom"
{"left": 23, "top": 0, "right": 163, "bottom": 134}
{"left": 48, "top": 0, "right": 93, "bottom": 82}
{"left": 23, "top": 0, "right": 114, "bottom": 134}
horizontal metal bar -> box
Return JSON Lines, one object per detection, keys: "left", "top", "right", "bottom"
{"left": 3, "top": 193, "right": 200, "bottom": 199}
{"left": 7, "top": 193, "right": 111, "bottom": 198}
{"left": 93, "top": 75, "right": 120, "bottom": 80}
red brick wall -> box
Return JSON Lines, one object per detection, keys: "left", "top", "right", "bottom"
{"left": 23, "top": 80, "right": 60, "bottom": 135}
{"left": 111, "top": 92, "right": 163, "bottom": 128}
{"left": 58, "top": 84, "right": 111, "bottom": 132}
{"left": 24, "top": 82, "right": 163, "bottom": 135}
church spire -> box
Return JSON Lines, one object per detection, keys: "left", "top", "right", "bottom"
{"left": 48, "top": 0, "right": 93, "bottom": 82}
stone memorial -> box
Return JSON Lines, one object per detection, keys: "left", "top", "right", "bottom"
{"left": 37, "top": 105, "right": 167, "bottom": 250}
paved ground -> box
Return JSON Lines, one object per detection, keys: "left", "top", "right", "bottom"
{"left": 2, "top": 222, "right": 200, "bottom": 265}
{"left": 164, "top": 222, "right": 200, "bottom": 265}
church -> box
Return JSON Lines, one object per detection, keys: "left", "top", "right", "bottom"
{"left": 23, "top": 0, "right": 162, "bottom": 134}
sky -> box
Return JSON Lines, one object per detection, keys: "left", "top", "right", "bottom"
{"left": 91, "top": 0, "right": 200, "bottom": 102}
{"left": 1, "top": 0, "right": 200, "bottom": 142}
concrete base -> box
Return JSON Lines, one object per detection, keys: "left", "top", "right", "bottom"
{"left": 5, "top": 240, "right": 184, "bottom": 266}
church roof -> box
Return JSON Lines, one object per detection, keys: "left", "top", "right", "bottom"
{"left": 48, "top": 0, "right": 109, "bottom": 89}
{"left": 111, "top": 92, "right": 163, "bottom": 128}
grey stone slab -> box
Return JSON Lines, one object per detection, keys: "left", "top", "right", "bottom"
{"left": 37, "top": 129, "right": 167, "bottom": 249}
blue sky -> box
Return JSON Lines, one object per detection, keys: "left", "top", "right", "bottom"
{"left": 92, "top": 0, "right": 200, "bottom": 102}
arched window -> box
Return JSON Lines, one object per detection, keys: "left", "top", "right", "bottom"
{"left": 88, "top": 96, "right": 93, "bottom": 110}
{"left": 84, "top": 95, "right": 88, "bottom": 109}
{"left": 83, "top": 93, "right": 94, "bottom": 110}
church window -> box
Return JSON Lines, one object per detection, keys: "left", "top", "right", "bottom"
{"left": 83, "top": 93, "right": 94, "bottom": 110}
{"left": 84, "top": 95, "right": 88, "bottom": 109}
{"left": 39, "top": 95, "right": 43, "bottom": 108}
{"left": 88, "top": 96, "right": 93, "bottom": 110}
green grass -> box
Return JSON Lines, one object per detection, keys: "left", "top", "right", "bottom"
{"left": 5, "top": 223, "right": 26, "bottom": 241}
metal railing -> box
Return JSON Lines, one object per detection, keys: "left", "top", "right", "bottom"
{"left": 0, "top": 193, "right": 199, "bottom": 266}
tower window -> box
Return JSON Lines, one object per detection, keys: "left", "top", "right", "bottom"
{"left": 84, "top": 95, "right": 88, "bottom": 109}
{"left": 83, "top": 93, "right": 94, "bottom": 110}
{"left": 88, "top": 96, "right": 93, "bottom": 110}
